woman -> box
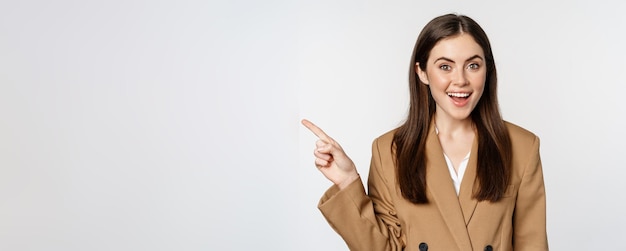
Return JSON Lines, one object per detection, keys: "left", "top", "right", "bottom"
{"left": 302, "top": 14, "right": 548, "bottom": 251}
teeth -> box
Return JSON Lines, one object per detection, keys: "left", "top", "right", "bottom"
{"left": 448, "top": 92, "right": 470, "bottom": 98}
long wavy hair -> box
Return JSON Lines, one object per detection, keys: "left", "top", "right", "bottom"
{"left": 392, "top": 14, "right": 512, "bottom": 204}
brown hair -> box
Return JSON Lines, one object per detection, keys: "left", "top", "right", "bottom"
{"left": 393, "top": 14, "right": 512, "bottom": 204}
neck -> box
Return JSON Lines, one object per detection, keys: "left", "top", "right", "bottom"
{"left": 433, "top": 113, "right": 474, "bottom": 136}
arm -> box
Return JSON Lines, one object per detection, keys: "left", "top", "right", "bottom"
{"left": 318, "top": 138, "right": 404, "bottom": 250}
{"left": 513, "top": 136, "right": 549, "bottom": 250}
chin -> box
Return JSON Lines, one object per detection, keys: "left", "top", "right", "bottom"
{"left": 451, "top": 112, "right": 473, "bottom": 121}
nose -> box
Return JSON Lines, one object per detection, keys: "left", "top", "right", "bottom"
{"left": 452, "top": 68, "right": 469, "bottom": 86}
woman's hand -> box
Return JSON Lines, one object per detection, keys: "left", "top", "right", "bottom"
{"left": 301, "top": 119, "right": 359, "bottom": 190}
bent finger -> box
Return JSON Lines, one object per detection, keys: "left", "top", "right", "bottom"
{"left": 315, "top": 139, "right": 327, "bottom": 148}
{"left": 313, "top": 149, "right": 332, "bottom": 161}
{"left": 315, "top": 158, "right": 330, "bottom": 167}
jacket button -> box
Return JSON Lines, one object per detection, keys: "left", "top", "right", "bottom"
{"left": 419, "top": 242, "right": 428, "bottom": 251}
{"left": 484, "top": 245, "right": 493, "bottom": 251}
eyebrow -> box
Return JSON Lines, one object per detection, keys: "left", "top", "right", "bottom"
{"left": 434, "top": 55, "right": 484, "bottom": 63}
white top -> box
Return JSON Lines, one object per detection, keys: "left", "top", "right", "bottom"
{"left": 443, "top": 152, "right": 470, "bottom": 195}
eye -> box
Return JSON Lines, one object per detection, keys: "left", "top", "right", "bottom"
{"left": 467, "top": 63, "right": 480, "bottom": 70}
{"left": 439, "top": 64, "right": 451, "bottom": 71}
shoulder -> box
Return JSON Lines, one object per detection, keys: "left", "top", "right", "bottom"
{"left": 372, "top": 128, "right": 398, "bottom": 148}
{"left": 368, "top": 128, "right": 398, "bottom": 163}
{"left": 505, "top": 121, "right": 539, "bottom": 144}
{"left": 368, "top": 129, "right": 399, "bottom": 180}
{"left": 505, "top": 121, "right": 540, "bottom": 158}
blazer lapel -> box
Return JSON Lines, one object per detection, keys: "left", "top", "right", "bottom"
{"left": 458, "top": 137, "right": 479, "bottom": 225}
{"left": 425, "top": 125, "right": 473, "bottom": 250}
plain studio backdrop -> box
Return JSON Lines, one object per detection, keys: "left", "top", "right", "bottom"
{"left": 1, "top": 0, "right": 624, "bottom": 250}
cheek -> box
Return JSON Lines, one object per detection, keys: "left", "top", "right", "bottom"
{"left": 474, "top": 89, "right": 486, "bottom": 102}
{"left": 472, "top": 83, "right": 486, "bottom": 102}
{"left": 469, "top": 73, "right": 487, "bottom": 89}
{"left": 426, "top": 72, "right": 449, "bottom": 87}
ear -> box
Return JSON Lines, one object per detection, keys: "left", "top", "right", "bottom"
{"left": 415, "top": 62, "right": 429, "bottom": 85}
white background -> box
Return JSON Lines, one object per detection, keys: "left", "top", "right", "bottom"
{"left": 1, "top": 0, "right": 625, "bottom": 250}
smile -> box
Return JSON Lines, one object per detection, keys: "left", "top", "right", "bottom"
{"left": 447, "top": 92, "right": 471, "bottom": 98}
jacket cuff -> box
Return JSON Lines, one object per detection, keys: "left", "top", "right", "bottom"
{"left": 318, "top": 177, "right": 365, "bottom": 209}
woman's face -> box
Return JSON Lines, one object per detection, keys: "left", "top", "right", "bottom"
{"left": 416, "top": 33, "right": 486, "bottom": 123}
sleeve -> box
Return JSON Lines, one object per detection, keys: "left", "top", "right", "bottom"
{"left": 513, "top": 136, "right": 549, "bottom": 250}
{"left": 318, "top": 138, "right": 405, "bottom": 251}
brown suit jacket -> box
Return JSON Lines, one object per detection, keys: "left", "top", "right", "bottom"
{"left": 319, "top": 122, "right": 548, "bottom": 251}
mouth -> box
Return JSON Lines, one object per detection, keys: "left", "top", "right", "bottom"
{"left": 447, "top": 92, "right": 471, "bottom": 98}
{"left": 447, "top": 92, "right": 471, "bottom": 106}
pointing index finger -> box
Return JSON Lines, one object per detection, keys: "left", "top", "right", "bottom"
{"left": 301, "top": 119, "right": 331, "bottom": 142}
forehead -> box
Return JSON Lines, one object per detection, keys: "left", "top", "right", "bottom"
{"left": 428, "top": 34, "right": 484, "bottom": 61}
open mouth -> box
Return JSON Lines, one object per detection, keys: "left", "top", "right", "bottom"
{"left": 447, "top": 92, "right": 471, "bottom": 98}
{"left": 447, "top": 92, "right": 471, "bottom": 106}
